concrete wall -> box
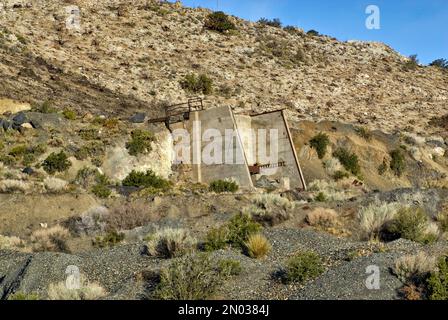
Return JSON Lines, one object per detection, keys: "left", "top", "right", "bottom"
{"left": 246, "top": 111, "right": 306, "bottom": 190}
{"left": 169, "top": 107, "right": 306, "bottom": 191}
{"left": 170, "top": 106, "right": 253, "bottom": 188}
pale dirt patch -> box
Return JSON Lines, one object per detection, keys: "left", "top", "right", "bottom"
{"left": 0, "top": 98, "right": 31, "bottom": 114}
{"left": 0, "top": 193, "right": 98, "bottom": 235}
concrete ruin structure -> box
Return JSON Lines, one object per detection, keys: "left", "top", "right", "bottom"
{"left": 150, "top": 99, "right": 307, "bottom": 191}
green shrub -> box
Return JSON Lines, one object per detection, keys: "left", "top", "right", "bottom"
{"left": 226, "top": 213, "right": 262, "bottom": 249}
{"left": 333, "top": 148, "right": 361, "bottom": 176}
{"left": 203, "top": 227, "right": 228, "bottom": 252}
{"left": 258, "top": 18, "right": 282, "bottom": 28}
{"left": 9, "top": 145, "right": 28, "bottom": 158}
{"left": 92, "top": 174, "right": 111, "bottom": 199}
{"left": 42, "top": 151, "right": 71, "bottom": 174}
{"left": 333, "top": 170, "right": 350, "bottom": 181}
{"left": 8, "top": 292, "right": 39, "bottom": 300}
{"left": 36, "top": 101, "right": 57, "bottom": 113}
{"left": 204, "top": 214, "right": 261, "bottom": 251}
{"left": 180, "top": 74, "right": 213, "bottom": 95}
{"left": 430, "top": 58, "right": 448, "bottom": 69}
{"left": 218, "top": 259, "right": 242, "bottom": 277}
{"left": 62, "top": 108, "right": 77, "bottom": 120}
{"left": 309, "top": 133, "right": 330, "bottom": 159}
{"left": 79, "top": 128, "right": 100, "bottom": 141}
{"left": 427, "top": 255, "right": 448, "bottom": 300}
{"left": 355, "top": 126, "right": 372, "bottom": 141}
{"left": 93, "top": 230, "right": 125, "bottom": 248}
{"left": 390, "top": 149, "right": 406, "bottom": 177}
{"left": 122, "top": 170, "right": 170, "bottom": 190}
{"left": 388, "top": 207, "right": 438, "bottom": 244}
{"left": 126, "top": 129, "right": 155, "bottom": 156}
{"left": 153, "top": 253, "right": 224, "bottom": 300}
{"left": 307, "top": 29, "right": 320, "bottom": 36}
{"left": 209, "top": 180, "right": 239, "bottom": 193}
{"left": 204, "top": 11, "right": 236, "bottom": 33}
{"left": 404, "top": 54, "right": 419, "bottom": 71}
{"left": 314, "top": 192, "right": 327, "bottom": 202}
{"left": 0, "top": 155, "right": 16, "bottom": 166}
{"left": 284, "top": 251, "right": 325, "bottom": 284}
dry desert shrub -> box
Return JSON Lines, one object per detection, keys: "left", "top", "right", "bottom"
{"left": 308, "top": 179, "right": 353, "bottom": 202}
{"left": 399, "top": 283, "right": 426, "bottom": 300}
{"left": 44, "top": 177, "right": 68, "bottom": 193}
{"left": 357, "top": 201, "right": 400, "bottom": 240}
{"left": 30, "top": 225, "right": 70, "bottom": 253}
{"left": 145, "top": 228, "right": 196, "bottom": 259}
{"left": 244, "top": 233, "right": 271, "bottom": 259}
{"left": 393, "top": 251, "right": 437, "bottom": 283}
{"left": 306, "top": 208, "right": 339, "bottom": 229}
{"left": 0, "top": 179, "right": 31, "bottom": 193}
{"left": 47, "top": 276, "right": 107, "bottom": 300}
{"left": 244, "top": 194, "right": 294, "bottom": 226}
{"left": 0, "top": 235, "right": 25, "bottom": 251}
{"left": 106, "top": 201, "right": 152, "bottom": 231}
{"left": 436, "top": 205, "right": 448, "bottom": 233}
{"left": 63, "top": 206, "right": 109, "bottom": 236}
{"left": 323, "top": 157, "right": 344, "bottom": 175}
{"left": 154, "top": 253, "right": 223, "bottom": 300}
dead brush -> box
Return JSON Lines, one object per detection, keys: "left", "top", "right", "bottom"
{"left": 244, "top": 194, "right": 294, "bottom": 226}
{"left": 30, "top": 225, "right": 70, "bottom": 253}
{"left": 145, "top": 228, "right": 196, "bottom": 259}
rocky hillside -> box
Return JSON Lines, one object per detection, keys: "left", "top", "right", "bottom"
{"left": 1, "top": 0, "right": 447, "bottom": 136}
{"left": 1, "top": 0, "right": 448, "bottom": 302}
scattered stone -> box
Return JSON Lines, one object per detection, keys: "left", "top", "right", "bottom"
{"left": 20, "top": 123, "right": 33, "bottom": 129}
{"left": 12, "top": 112, "right": 28, "bottom": 125}
{"left": 0, "top": 119, "right": 11, "bottom": 131}
{"left": 22, "top": 167, "right": 34, "bottom": 175}
{"left": 129, "top": 113, "right": 146, "bottom": 123}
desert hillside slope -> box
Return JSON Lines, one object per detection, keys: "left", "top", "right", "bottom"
{"left": 0, "top": 0, "right": 447, "bottom": 135}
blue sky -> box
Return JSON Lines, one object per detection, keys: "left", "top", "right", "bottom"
{"left": 181, "top": 0, "right": 447, "bottom": 64}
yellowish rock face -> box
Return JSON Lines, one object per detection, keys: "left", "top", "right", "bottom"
{"left": 0, "top": 98, "right": 31, "bottom": 114}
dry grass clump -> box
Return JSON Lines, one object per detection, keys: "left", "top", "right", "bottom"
{"left": 306, "top": 208, "right": 339, "bottom": 228}
{"left": 357, "top": 201, "right": 400, "bottom": 240}
{"left": 244, "top": 194, "right": 294, "bottom": 226}
{"left": 0, "top": 179, "right": 31, "bottom": 193}
{"left": 44, "top": 177, "right": 68, "bottom": 193}
{"left": 47, "top": 276, "right": 107, "bottom": 300}
{"left": 0, "top": 235, "right": 25, "bottom": 251}
{"left": 244, "top": 233, "right": 271, "bottom": 259}
{"left": 30, "top": 225, "right": 70, "bottom": 253}
{"left": 393, "top": 252, "right": 437, "bottom": 283}
{"left": 145, "top": 228, "right": 196, "bottom": 259}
